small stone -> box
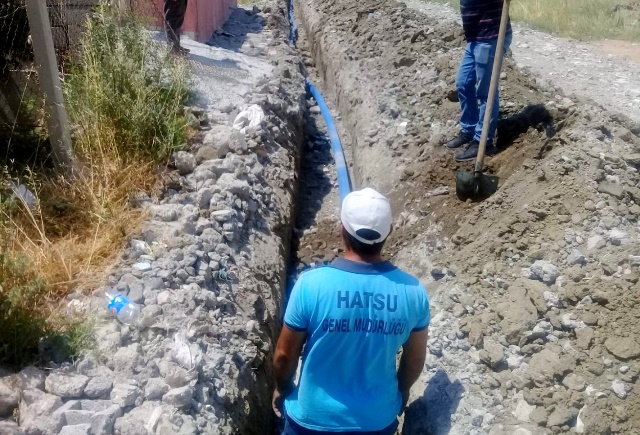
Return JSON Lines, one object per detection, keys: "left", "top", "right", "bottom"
{"left": 45, "top": 373, "right": 89, "bottom": 399}
{"left": 132, "top": 262, "right": 152, "bottom": 272}
{"left": 173, "top": 151, "right": 197, "bottom": 175}
{"left": 587, "top": 235, "right": 606, "bottom": 250}
{"left": 567, "top": 249, "right": 586, "bottom": 266}
{"left": 611, "top": 379, "right": 629, "bottom": 399}
{"left": 562, "top": 373, "right": 586, "bottom": 391}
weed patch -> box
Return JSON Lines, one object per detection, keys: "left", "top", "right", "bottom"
{"left": 0, "top": 2, "right": 191, "bottom": 368}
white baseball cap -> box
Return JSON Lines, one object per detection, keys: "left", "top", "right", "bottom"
{"left": 341, "top": 188, "right": 392, "bottom": 245}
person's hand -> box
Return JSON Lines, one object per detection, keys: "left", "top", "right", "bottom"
{"left": 272, "top": 384, "right": 294, "bottom": 418}
{"left": 398, "top": 388, "right": 410, "bottom": 416}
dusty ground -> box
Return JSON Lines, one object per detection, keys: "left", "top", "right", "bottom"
{"left": 293, "top": 0, "right": 640, "bottom": 433}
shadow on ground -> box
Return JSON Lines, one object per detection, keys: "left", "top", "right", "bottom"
{"left": 208, "top": 7, "right": 266, "bottom": 53}
{"left": 402, "top": 369, "right": 465, "bottom": 435}
{"left": 496, "top": 103, "right": 554, "bottom": 150}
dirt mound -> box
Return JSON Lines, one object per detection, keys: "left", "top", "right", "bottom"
{"left": 294, "top": 0, "right": 640, "bottom": 433}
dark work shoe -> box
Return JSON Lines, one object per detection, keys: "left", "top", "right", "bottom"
{"left": 445, "top": 133, "right": 473, "bottom": 149}
{"left": 455, "top": 140, "right": 498, "bottom": 162}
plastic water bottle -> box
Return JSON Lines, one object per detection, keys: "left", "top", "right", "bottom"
{"left": 105, "top": 291, "right": 140, "bottom": 325}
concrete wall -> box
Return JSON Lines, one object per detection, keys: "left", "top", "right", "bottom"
{"left": 140, "top": 0, "right": 237, "bottom": 43}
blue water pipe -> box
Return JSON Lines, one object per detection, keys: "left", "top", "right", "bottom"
{"left": 305, "top": 79, "right": 352, "bottom": 202}
{"left": 288, "top": 0, "right": 352, "bottom": 202}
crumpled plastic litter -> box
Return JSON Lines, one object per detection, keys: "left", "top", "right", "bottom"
{"left": 10, "top": 182, "right": 37, "bottom": 208}
{"left": 233, "top": 104, "right": 265, "bottom": 134}
{"left": 172, "top": 330, "right": 202, "bottom": 370}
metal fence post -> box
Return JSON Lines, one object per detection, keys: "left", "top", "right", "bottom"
{"left": 25, "top": 0, "right": 75, "bottom": 174}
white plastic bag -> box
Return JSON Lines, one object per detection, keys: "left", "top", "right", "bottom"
{"left": 233, "top": 104, "right": 265, "bottom": 134}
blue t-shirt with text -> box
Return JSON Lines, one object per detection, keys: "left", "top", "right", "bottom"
{"left": 284, "top": 258, "right": 430, "bottom": 432}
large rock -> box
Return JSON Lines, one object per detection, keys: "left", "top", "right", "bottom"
{"left": 0, "top": 376, "right": 20, "bottom": 417}
{"left": 91, "top": 404, "right": 123, "bottom": 435}
{"left": 144, "top": 378, "right": 170, "bottom": 401}
{"left": 173, "top": 151, "right": 197, "bottom": 175}
{"left": 495, "top": 286, "right": 538, "bottom": 345}
{"left": 18, "top": 367, "right": 46, "bottom": 391}
{"left": 479, "top": 342, "right": 505, "bottom": 369}
{"left": 562, "top": 373, "right": 586, "bottom": 391}
{"left": 45, "top": 373, "right": 89, "bottom": 399}
{"left": 19, "top": 389, "right": 65, "bottom": 434}
{"left": 58, "top": 425, "right": 91, "bottom": 435}
{"left": 604, "top": 336, "right": 640, "bottom": 360}
{"left": 83, "top": 376, "right": 113, "bottom": 399}
{"left": 110, "top": 383, "right": 142, "bottom": 408}
{"left": 527, "top": 348, "right": 573, "bottom": 387}
{"left": 157, "top": 361, "right": 197, "bottom": 388}
{"left": 0, "top": 420, "right": 25, "bottom": 435}
{"left": 112, "top": 344, "right": 145, "bottom": 373}
{"left": 216, "top": 173, "right": 251, "bottom": 199}
{"left": 529, "top": 260, "right": 560, "bottom": 285}
{"left": 195, "top": 145, "right": 218, "bottom": 164}
{"left": 162, "top": 385, "right": 194, "bottom": 410}
{"left": 597, "top": 181, "right": 624, "bottom": 198}
{"left": 203, "top": 125, "right": 247, "bottom": 158}
{"left": 546, "top": 405, "right": 579, "bottom": 427}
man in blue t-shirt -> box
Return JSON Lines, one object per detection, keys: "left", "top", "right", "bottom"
{"left": 444, "top": 0, "right": 512, "bottom": 162}
{"left": 272, "top": 188, "right": 430, "bottom": 434}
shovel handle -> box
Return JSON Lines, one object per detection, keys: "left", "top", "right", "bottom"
{"left": 475, "top": 0, "right": 510, "bottom": 175}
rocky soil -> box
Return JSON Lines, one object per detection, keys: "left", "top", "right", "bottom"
{"left": 293, "top": 0, "right": 640, "bottom": 434}
{"left": 0, "top": 2, "right": 308, "bottom": 434}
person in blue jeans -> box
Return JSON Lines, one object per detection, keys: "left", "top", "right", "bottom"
{"left": 445, "top": 0, "right": 512, "bottom": 162}
{"left": 272, "top": 188, "right": 430, "bottom": 434}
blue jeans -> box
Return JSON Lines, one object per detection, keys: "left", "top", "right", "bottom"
{"left": 456, "top": 33, "right": 512, "bottom": 143}
{"left": 283, "top": 417, "right": 399, "bottom": 435}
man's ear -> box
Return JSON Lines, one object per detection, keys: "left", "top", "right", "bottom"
{"left": 388, "top": 225, "right": 393, "bottom": 237}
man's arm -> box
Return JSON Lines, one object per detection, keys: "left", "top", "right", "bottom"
{"left": 397, "top": 328, "right": 428, "bottom": 414}
{"left": 272, "top": 325, "right": 307, "bottom": 417}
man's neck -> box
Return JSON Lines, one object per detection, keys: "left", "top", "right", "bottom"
{"left": 343, "top": 251, "right": 384, "bottom": 264}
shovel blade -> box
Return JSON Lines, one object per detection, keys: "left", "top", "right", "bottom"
{"left": 456, "top": 170, "right": 499, "bottom": 200}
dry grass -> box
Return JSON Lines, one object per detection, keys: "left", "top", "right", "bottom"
{"left": 429, "top": 0, "right": 640, "bottom": 41}
{"left": 0, "top": 2, "right": 191, "bottom": 367}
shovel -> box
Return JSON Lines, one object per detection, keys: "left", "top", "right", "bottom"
{"left": 456, "top": 0, "right": 510, "bottom": 200}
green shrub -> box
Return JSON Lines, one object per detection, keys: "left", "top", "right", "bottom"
{"left": 0, "top": 253, "right": 50, "bottom": 367}
{"left": 65, "top": 3, "right": 192, "bottom": 162}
